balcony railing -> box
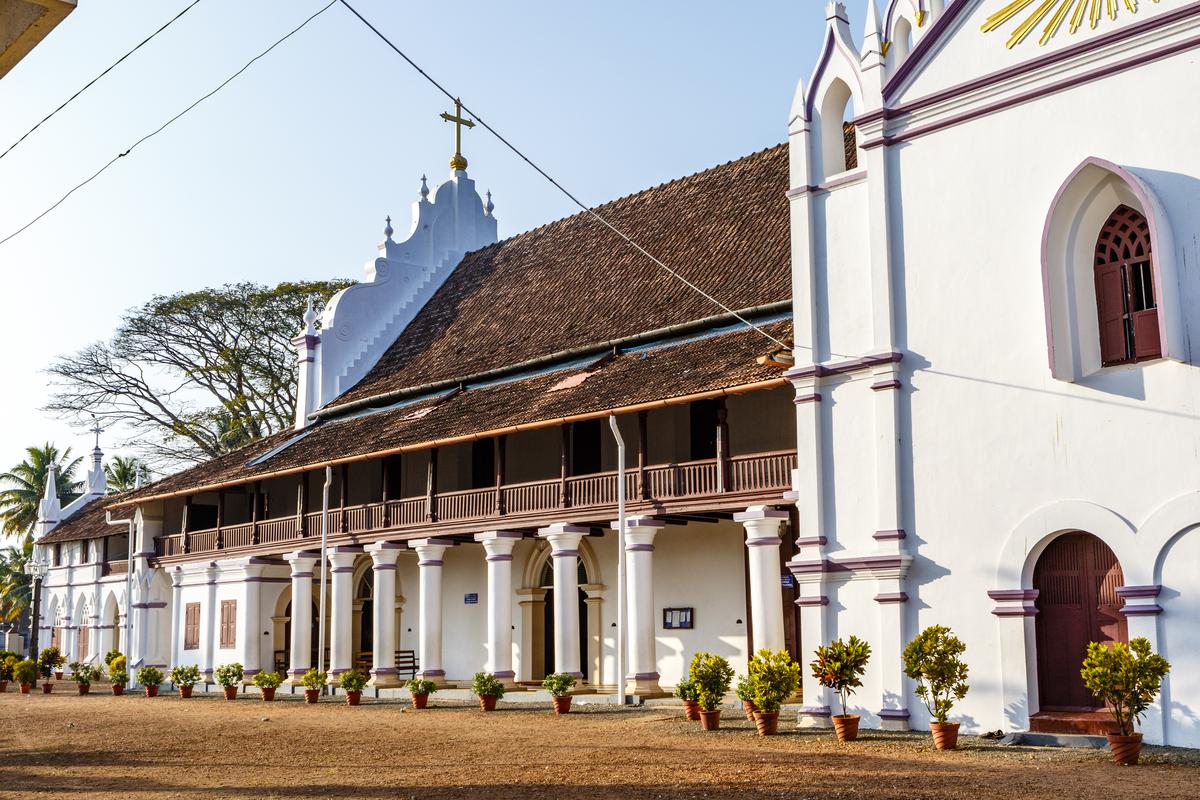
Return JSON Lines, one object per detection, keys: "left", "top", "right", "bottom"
{"left": 154, "top": 449, "right": 796, "bottom": 558}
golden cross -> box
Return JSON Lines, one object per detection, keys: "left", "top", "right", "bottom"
{"left": 440, "top": 98, "right": 475, "bottom": 171}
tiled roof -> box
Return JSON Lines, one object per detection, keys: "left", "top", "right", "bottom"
{"left": 39, "top": 496, "right": 133, "bottom": 544}
{"left": 325, "top": 143, "right": 791, "bottom": 411}
{"left": 110, "top": 319, "right": 791, "bottom": 505}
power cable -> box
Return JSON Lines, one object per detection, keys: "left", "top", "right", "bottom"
{"left": 0, "top": 1, "right": 337, "bottom": 249}
{"left": 336, "top": 0, "right": 790, "bottom": 351}
{"left": 0, "top": 0, "right": 204, "bottom": 163}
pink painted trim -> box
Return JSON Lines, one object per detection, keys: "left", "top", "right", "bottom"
{"left": 799, "top": 705, "right": 832, "bottom": 716}
{"left": 793, "top": 393, "right": 822, "bottom": 404}
{"left": 878, "top": 707, "right": 911, "bottom": 720}
{"left": 987, "top": 589, "right": 1039, "bottom": 602}
{"left": 786, "top": 169, "right": 868, "bottom": 198}
{"left": 795, "top": 535, "right": 827, "bottom": 547}
{"left": 1116, "top": 585, "right": 1162, "bottom": 599}
{"left": 873, "top": 529, "right": 906, "bottom": 541}
{"left": 1040, "top": 157, "right": 1172, "bottom": 376}
{"left": 1120, "top": 605, "right": 1164, "bottom": 616}
{"left": 625, "top": 544, "right": 655, "bottom": 553}
{"left": 794, "top": 596, "right": 829, "bottom": 607}
{"left": 885, "top": 2, "right": 1200, "bottom": 103}
{"left": 874, "top": 592, "right": 908, "bottom": 603}
{"left": 992, "top": 607, "right": 1039, "bottom": 617}
{"left": 786, "top": 352, "right": 903, "bottom": 381}
{"left": 733, "top": 508, "right": 789, "bottom": 522}
{"left": 870, "top": 30, "right": 1200, "bottom": 149}
{"left": 871, "top": 380, "right": 902, "bottom": 391}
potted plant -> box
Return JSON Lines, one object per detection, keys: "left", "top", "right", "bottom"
{"left": 0, "top": 654, "right": 16, "bottom": 692}
{"left": 215, "top": 663, "right": 244, "bottom": 700}
{"left": 252, "top": 671, "right": 282, "bottom": 702}
{"left": 14, "top": 659, "right": 37, "bottom": 693}
{"left": 104, "top": 649, "right": 122, "bottom": 669}
{"left": 339, "top": 670, "right": 368, "bottom": 706}
{"left": 109, "top": 666, "right": 128, "bottom": 695}
{"left": 169, "top": 665, "right": 200, "bottom": 698}
{"left": 73, "top": 663, "right": 100, "bottom": 695}
{"left": 690, "top": 652, "right": 734, "bottom": 731}
{"left": 747, "top": 648, "right": 801, "bottom": 736}
{"left": 471, "top": 672, "right": 505, "bottom": 711}
{"left": 407, "top": 677, "right": 436, "bottom": 709}
{"left": 135, "top": 666, "right": 163, "bottom": 697}
{"left": 811, "top": 635, "right": 872, "bottom": 743}
{"left": 676, "top": 678, "right": 701, "bottom": 721}
{"left": 735, "top": 675, "right": 757, "bottom": 720}
{"left": 903, "top": 625, "right": 969, "bottom": 750}
{"left": 1081, "top": 637, "right": 1170, "bottom": 766}
{"left": 542, "top": 672, "right": 577, "bottom": 714}
{"left": 300, "top": 668, "right": 326, "bottom": 703}
{"left": 37, "top": 647, "right": 61, "bottom": 693}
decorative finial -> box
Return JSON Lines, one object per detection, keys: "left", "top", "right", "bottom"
{"left": 440, "top": 98, "right": 475, "bottom": 172}
{"left": 384, "top": 215, "right": 394, "bottom": 240}
{"left": 302, "top": 295, "right": 319, "bottom": 334}
{"left": 90, "top": 414, "right": 103, "bottom": 451}
{"left": 485, "top": 190, "right": 494, "bottom": 216}
{"left": 420, "top": 174, "right": 429, "bottom": 199}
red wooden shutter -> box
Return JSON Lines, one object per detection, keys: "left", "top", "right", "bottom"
{"left": 1094, "top": 263, "right": 1127, "bottom": 365}
{"left": 184, "top": 602, "right": 200, "bottom": 650}
{"left": 79, "top": 624, "right": 90, "bottom": 661}
{"left": 220, "top": 600, "right": 237, "bottom": 648}
{"left": 1132, "top": 309, "right": 1161, "bottom": 359}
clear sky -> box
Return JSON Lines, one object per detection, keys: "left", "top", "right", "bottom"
{"left": 0, "top": 0, "right": 870, "bottom": 495}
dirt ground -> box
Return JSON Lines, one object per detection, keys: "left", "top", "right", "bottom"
{"left": 1, "top": 691, "right": 1198, "bottom": 800}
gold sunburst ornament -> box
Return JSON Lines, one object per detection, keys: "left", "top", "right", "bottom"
{"left": 982, "top": 0, "right": 1162, "bottom": 48}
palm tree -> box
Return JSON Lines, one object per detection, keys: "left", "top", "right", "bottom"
{"left": 0, "top": 443, "right": 83, "bottom": 540}
{"left": 0, "top": 535, "right": 33, "bottom": 623}
{"left": 104, "top": 455, "right": 150, "bottom": 494}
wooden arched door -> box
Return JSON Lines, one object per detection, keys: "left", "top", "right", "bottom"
{"left": 1034, "top": 533, "right": 1127, "bottom": 710}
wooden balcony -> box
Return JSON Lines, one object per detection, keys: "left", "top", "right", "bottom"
{"left": 154, "top": 449, "right": 796, "bottom": 559}
{"left": 100, "top": 560, "right": 130, "bottom": 577}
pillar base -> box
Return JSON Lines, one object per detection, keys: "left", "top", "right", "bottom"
{"left": 626, "top": 672, "right": 663, "bottom": 696}
{"left": 493, "top": 670, "right": 520, "bottom": 690}
{"left": 284, "top": 669, "right": 312, "bottom": 687}
{"left": 796, "top": 705, "right": 833, "bottom": 729}
{"left": 417, "top": 669, "right": 451, "bottom": 688}
{"left": 879, "top": 709, "right": 911, "bottom": 731}
{"left": 368, "top": 668, "right": 402, "bottom": 689}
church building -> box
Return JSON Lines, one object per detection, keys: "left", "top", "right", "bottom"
{"left": 33, "top": 0, "right": 1200, "bottom": 748}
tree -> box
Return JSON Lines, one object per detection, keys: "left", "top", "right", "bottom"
{"left": 0, "top": 444, "right": 82, "bottom": 540}
{"left": 0, "top": 535, "right": 33, "bottom": 623}
{"left": 46, "top": 280, "right": 351, "bottom": 468}
{"left": 104, "top": 455, "right": 151, "bottom": 494}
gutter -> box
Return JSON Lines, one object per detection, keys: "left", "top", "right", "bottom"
{"left": 107, "top": 376, "right": 787, "bottom": 508}
{"left": 311, "top": 299, "right": 792, "bottom": 421}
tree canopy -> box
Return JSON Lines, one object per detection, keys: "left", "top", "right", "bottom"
{"left": 0, "top": 444, "right": 82, "bottom": 540}
{"left": 47, "top": 280, "right": 351, "bottom": 468}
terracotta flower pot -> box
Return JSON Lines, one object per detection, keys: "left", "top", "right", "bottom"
{"left": 552, "top": 695, "right": 572, "bottom": 715}
{"left": 77, "top": 683, "right": 90, "bottom": 696}
{"left": 145, "top": 685, "right": 159, "bottom": 698}
{"left": 682, "top": 699, "right": 701, "bottom": 721}
{"left": 0, "top": 680, "right": 7, "bottom": 693}
{"left": 20, "top": 683, "right": 32, "bottom": 694}
{"left": 833, "top": 714, "right": 860, "bottom": 743}
{"left": 304, "top": 689, "right": 320, "bottom": 704}
{"left": 753, "top": 711, "right": 780, "bottom": 736}
{"left": 479, "top": 695, "right": 498, "bottom": 711}
{"left": 55, "top": 671, "right": 63, "bottom": 681}
{"left": 223, "top": 686, "right": 238, "bottom": 700}
{"left": 260, "top": 687, "right": 276, "bottom": 702}
{"left": 699, "top": 709, "right": 721, "bottom": 731}
{"left": 111, "top": 684, "right": 124, "bottom": 696}
{"left": 930, "top": 721, "right": 960, "bottom": 750}
{"left": 412, "top": 693, "right": 429, "bottom": 709}
{"left": 180, "top": 685, "right": 193, "bottom": 698}
{"left": 1108, "top": 733, "right": 1143, "bottom": 766}
{"left": 742, "top": 700, "right": 758, "bottom": 720}
{"left": 42, "top": 682, "right": 53, "bottom": 694}
{"left": 346, "top": 691, "right": 361, "bottom": 706}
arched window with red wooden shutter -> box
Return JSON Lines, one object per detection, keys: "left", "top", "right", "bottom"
{"left": 1094, "top": 205, "right": 1160, "bottom": 366}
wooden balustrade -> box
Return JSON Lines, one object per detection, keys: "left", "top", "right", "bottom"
{"left": 153, "top": 450, "right": 794, "bottom": 558}
{"left": 100, "top": 560, "right": 129, "bottom": 577}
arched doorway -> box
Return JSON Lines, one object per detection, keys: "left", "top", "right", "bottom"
{"left": 1034, "top": 532, "right": 1127, "bottom": 710}
{"left": 356, "top": 572, "right": 374, "bottom": 669}
{"left": 282, "top": 600, "right": 319, "bottom": 673}
{"left": 539, "top": 559, "right": 589, "bottom": 682}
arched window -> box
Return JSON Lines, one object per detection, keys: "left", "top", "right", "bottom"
{"left": 819, "top": 79, "right": 857, "bottom": 178}
{"left": 1094, "top": 205, "right": 1160, "bottom": 366}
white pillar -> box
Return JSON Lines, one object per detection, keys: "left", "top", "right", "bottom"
{"left": 475, "top": 531, "right": 520, "bottom": 686}
{"left": 201, "top": 563, "right": 219, "bottom": 681}
{"left": 327, "top": 546, "right": 361, "bottom": 680}
{"left": 240, "top": 564, "right": 264, "bottom": 677}
{"left": 364, "top": 542, "right": 403, "bottom": 687}
{"left": 412, "top": 538, "right": 452, "bottom": 683}
{"left": 616, "top": 516, "right": 664, "bottom": 695}
{"left": 538, "top": 523, "right": 588, "bottom": 679}
{"left": 168, "top": 568, "right": 183, "bottom": 672}
{"left": 283, "top": 550, "right": 317, "bottom": 684}
{"left": 735, "top": 506, "right": 787, "bottom": 652}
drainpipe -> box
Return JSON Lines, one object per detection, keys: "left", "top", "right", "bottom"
{"left": 317, "top": 466, "right": 331, "bottom": 692}
{"left": 608, "top": 415, "right": 627, "bottom": 707}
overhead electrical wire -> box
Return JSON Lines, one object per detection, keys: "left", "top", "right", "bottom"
{"left": 335, "top": 0, "right": 790, "bottom": 351}
{"left": 0, "top": 0, "right": 205, "bottom": 163}
{"left": 0, "top": 0, "right": 338, "bottom": 249}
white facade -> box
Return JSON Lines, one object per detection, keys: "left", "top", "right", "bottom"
{"left": 786, "top": 0, "right": 1200, "bottom": 745}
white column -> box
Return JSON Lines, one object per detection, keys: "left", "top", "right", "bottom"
{"left": 168, "top": 568, "right": 183, "bottom": 672}
{"left": 327, "top": 546, "right": 361, "bottom": 680}
{"left": 616, "top": 516, "right": 664, "bottom": 695}
{"left": 364, "top": 542, "right": 403, "bottom": 687}
{"left": 538, "top": 523, "right": 588, "bottom": 678}
{"left": 1118, "top": 586, "right": 1166, "bottom": 744}
{"left": 283, "top": 550, "right": 317, "bottom": 684}
{"left": 735, "top": 506, "right": 788, "bottom": 652}
{"left": 989, "top": 590, "right": 1041, "bottom": 735}
{"left": 201, "top": 563, "right": 219, "bottom": 681}
{"left": 475, "top": 531, "right": 520, "bottom": 686}
{"left": 412, "top": 538, "right": 452, "bottom": 683}
{"left": 240, "top": 564, "right": 264, "bottom": 677}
